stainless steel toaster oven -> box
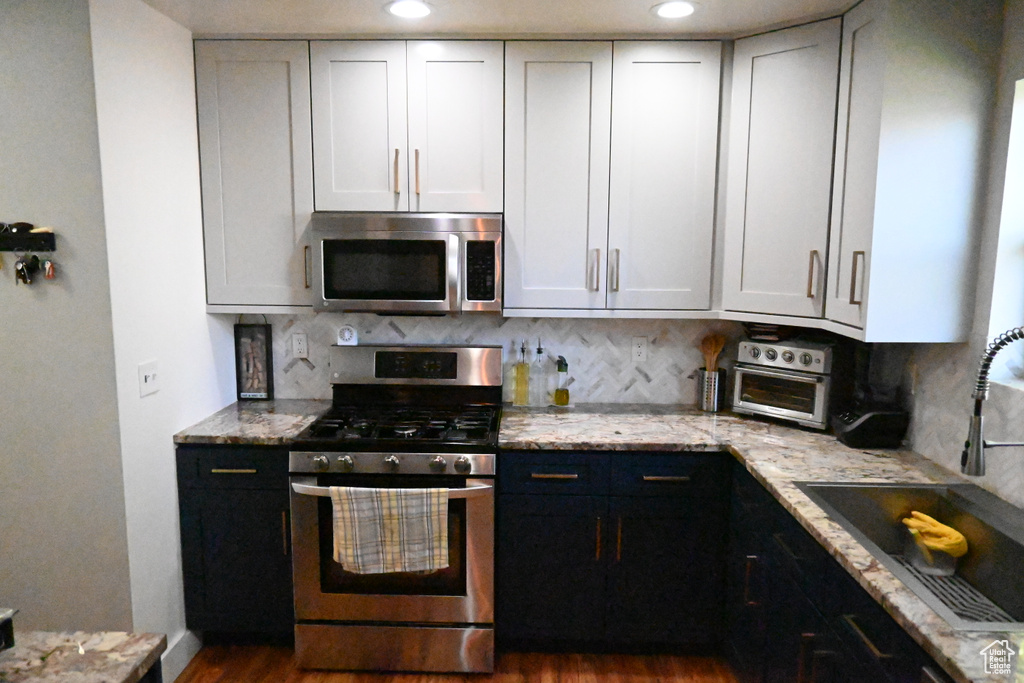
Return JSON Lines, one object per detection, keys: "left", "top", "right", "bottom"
{"left": 731, "top": 339, "right": 833, "bottom": 429}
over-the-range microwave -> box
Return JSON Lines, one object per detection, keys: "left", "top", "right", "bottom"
{"left": 311, "top": 212, "right": 502, "bottom": 314}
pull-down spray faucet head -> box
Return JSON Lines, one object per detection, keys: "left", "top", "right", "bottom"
{"left": 961, "top": 327, "right": 1024, "bottom": 476}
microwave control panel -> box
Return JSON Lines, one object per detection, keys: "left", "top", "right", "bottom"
{"left": 465, "top": 240, "right": 496, "bottom": 302}
{"left": 737, "top": 340, "right": 832, "bottom": 375}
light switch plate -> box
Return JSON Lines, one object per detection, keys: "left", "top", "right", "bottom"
{"left": 138, "top": 360, "right": 159, "bottom": 397}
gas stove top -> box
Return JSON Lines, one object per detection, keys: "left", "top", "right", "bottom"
{"left": 299, "top": 404, "right": 500, "bottom": 448}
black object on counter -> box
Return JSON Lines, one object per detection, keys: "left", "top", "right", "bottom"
{"left": 1, "top": 608, "right": 16, "bottom": 652}
{"left": 833, "top": 408, "right": 910, "bottom": 448}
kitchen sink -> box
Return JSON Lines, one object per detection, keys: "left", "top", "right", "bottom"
{"left": 796, "top": 481, "right": 1024, "bottom": 632}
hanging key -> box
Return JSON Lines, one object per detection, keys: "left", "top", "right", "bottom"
{"left": 43, "top": 259, "right": 55, "bottom": 280}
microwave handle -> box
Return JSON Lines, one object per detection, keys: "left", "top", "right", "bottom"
{"left": 741, "top": 366, "right": 825, "bottom": 384}
{"left": 448, "top": 234, "right": 461, "bottom": 310}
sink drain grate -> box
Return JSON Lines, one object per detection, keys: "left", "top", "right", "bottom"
{"left": 893, "top": 555, "right": 1015, "bottom": 623}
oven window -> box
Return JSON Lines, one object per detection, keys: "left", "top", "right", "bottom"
{"left": 315, "top": 475, "right": 469, "bottom": 596}
{"left": 323, "top": 239, "right": 446, "bottom": 301}
{"left": 739, "top": 372, "right": 818, "bottom": 414}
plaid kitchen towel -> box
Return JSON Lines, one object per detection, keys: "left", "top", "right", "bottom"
{"left": 329, "top": 486, "right": 449, "bottom": 574}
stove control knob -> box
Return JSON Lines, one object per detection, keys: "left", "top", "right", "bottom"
{"left": 430, "top": 456, "right": 448, "bottom": 472}
{"left": 384, "top": 455, "right": 401, "bottom": 470}
{"left": 312, "top": 455, "right": 330, "bottom": 472}
{"left": 764, "top": 348, "right": 778, "bottom": 361}
{"left": 337, "top": 455, "right": 354, "bottom": 472}
{"left": 454, "top": 456, "right": 472, "bottom": 474}
{"left": 781, "top": 350, "right": 795, "bottom": 363}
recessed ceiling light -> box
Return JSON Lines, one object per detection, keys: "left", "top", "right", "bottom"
{"left": 652, "top": 1, "right": 696, "bottom": 18}
{"left": 388, "top": 0, "right": 431, "bottom": 18}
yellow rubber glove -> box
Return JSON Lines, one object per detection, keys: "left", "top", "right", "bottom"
{"left": 901, "top": 511, "right": 968, "bottom": 558}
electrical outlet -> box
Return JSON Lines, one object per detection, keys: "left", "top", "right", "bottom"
{"left": 632, "top": 336, "right": 647, "bottom": 363}
{"left": 292, "top": 332, "right": 308, "bottom": 359}
{"left": 138, "top": 360, "right": 159, "bottom": 397}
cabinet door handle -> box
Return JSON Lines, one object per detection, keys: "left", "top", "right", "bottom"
{"left": 615, "top": 517, "right": 623, "bottom": 562}
{"left": 842, "top": 614, "right": 893, "bottom": 660}
{"left": 530, "top": 473, "right": 579, "bottom": 480}
{"left": 743, "top": 555, "right": 760, "bottom": 606}
{"left": 642, "top": 475, "right": 691, "bottom": 483}
{"left": 807, "top": 249, "right": 819, "bottom": 299}
{"left": 414, "top": 149, "right": 421, "bottom": 195}
{"left": 588, "top": 249, "right": 601, "bottom": 291}
{"left": 393, "top": 148, "right": 400, "bottom": 194}
{"left": 281, "top": 510, "right": 289, "bottom": 556}
{"left": 210, "top": 468, "right": 257, "bottom": 474}
{"left": 920, "top": 665, "right": 946, "bottom": 683}
{"left": 610, "top": 248, "right": 620, "bottom": 292}
{"left": 849, "top": 250, "right": 866, "bottom": 305}
{"left": 595, "top": 517, "right": 602, "bottom": 561}
{"left": 796, "top": 633, "right": 816, "bottom": 683}
{"left": 303, "top": 245, "right": 311, "bottom": 289}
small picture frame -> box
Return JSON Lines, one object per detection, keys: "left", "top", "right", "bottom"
{"left": 234, "top": 324, "right": 274, "bottom": 400}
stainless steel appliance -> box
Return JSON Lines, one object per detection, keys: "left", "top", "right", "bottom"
{"left": 731, "top": 339, "right": 833, "bottom": 429}
{"left": 289, "top": 345, "right": 501, "bottom": 673}
{"left": 311, "top": 213, "right": 502, "bottom": 314}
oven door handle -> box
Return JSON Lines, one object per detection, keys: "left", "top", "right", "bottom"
{"left": 291, "top": 482, "right": 493, "bottom": 499}
{"left": 737, "top": 366, "right": 824, "bottom": 383}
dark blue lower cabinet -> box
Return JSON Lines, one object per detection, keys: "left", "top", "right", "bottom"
{"left": 496, "top": 451, "right": 728, "bottom": 649}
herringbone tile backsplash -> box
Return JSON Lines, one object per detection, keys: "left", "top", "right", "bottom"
{"left": 265, "top": 313, "right": 743, "bottom": 405}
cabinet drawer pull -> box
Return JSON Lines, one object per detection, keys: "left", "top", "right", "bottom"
{"left": 530, "top": 473, "right": 579, "bottom": 480}
{"left": 303, "top": 245, "right": 311, "bottom": 289}
{"left": 210, "top": 468, "right": 258, "bottom": 474}
{"left": 588, "top": 249, "right": 601, "bottom": 291}
{"left": 841, "top": 614, "right": 893, "bottom": 660}
{"left": 849, "top": 250, "right": 865, "bottom": 305}
{"left": 642, "top": 475, "right": 691, "bottom": 483}
{"left": 616, "top": 517, "right": 623, "bottom": 562}
{"left": 281, "top": 510, "right": 289, "bottom": 556}
{"left": 595, "top": 517, "right": 602, "bottom": 561}
{"left": 807, "top": 249, "right": 819, "bottom": 299}
{"left": 415, "top": 148, "right": 421, "bottom": 195}
{"left": 393, "top": 148, "right": 400, "bottom": 194}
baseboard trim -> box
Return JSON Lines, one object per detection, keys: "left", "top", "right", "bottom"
{"left": 161, "top": 629, "right": 202, "bottom": 681}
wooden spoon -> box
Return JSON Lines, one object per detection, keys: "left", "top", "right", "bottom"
{"left": 699, "top": 334, "right": 727, "bottom": 372}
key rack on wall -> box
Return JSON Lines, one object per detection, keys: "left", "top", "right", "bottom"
{"left": 0, "top": 222, "right": 58, "bottom": 284}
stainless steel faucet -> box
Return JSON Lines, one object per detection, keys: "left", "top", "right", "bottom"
{"left": 961, "top": 326, "right": 1024, "bottom": 476}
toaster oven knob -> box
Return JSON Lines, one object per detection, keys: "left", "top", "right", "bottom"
{"left": 430, "top": 455, "right": 448, "bottom": 472}
{"left": 799, "top": 352, "right": 813, "bottom": 366}
{"left": 337, "top": 455, "right": 354, "bottom": 472}
{"left": 748, "top": 346, "right": 761, "bottom": 359}
{"left": 384, "top": 455, "right": 401, "bottom": 470}
{"left": 312, "top": 455, "right": 330, "bottom": 472}
{"left": 781, "top": 350, "right": 795, "bottom": 363}
{"left": 764, "top": 348, "right": 778, "bottom": 361}
{"left": 454, "top": 456, "right": 472, "bottom": 474}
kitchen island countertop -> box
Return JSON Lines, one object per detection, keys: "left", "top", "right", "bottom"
{"left": 0, "top": 631, "right": 165, "bottom": 683}
{"left": 173, "top": 398, "right": 331, "bottom": 445}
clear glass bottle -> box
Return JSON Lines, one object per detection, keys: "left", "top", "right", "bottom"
{"left": 512, "top": 339, "right": 530, "bottom": 406}
{"left": 530, "top": 339, "right": 549, "bottom": 406}
{"left": 554, "top": 356, "right": 570, "bottom": 406}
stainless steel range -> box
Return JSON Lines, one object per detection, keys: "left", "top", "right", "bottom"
{"left": 289, "top": 344, "right": 501, "bottom": 673}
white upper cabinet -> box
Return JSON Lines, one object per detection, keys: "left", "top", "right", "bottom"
{"left": 607, "top": 41, "right": 721, "bottom": 311}
{"left": 825, "top": 0, "right": 1001, "bottom": 341}
{"left": 504, "top": 42, "right": 613, "bottom": 311}
{"left": 504, "top": 41, "right": 721, "bottom": 314}
{"left": 721, "top": 19, "right": 840, "bottom": 319}
{"left": 311, "top": 40, "right": 503, "bottom": 213}
{"left": 196, "top": 41, "right": 314, "bottom": 311}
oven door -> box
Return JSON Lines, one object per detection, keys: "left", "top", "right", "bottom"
{"left": 732, "top": 364, "right": 830, "bottom": 429}
{"left": 314, "top": 232, "right": 459, "bottom": 313}
{"left": 290, "top": 473, "right": 494, "bottom": 625}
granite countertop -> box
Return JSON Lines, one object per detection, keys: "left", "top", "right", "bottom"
{"left": 0, "top": 631, "right": 165, "bottom": 683}
{"left": 173, "top": 398, "right": 332, "bottom": 445}
{"left": 501, "top": 404, "right": 1022, "bottom": 683}
{"left": 173, "top": 400, "right": 1022, "bottom": 682}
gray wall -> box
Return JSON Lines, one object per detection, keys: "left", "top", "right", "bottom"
{"left": 0, "top": 0, "right": 132, "bottom": 630}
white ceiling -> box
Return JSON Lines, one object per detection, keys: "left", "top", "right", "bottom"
{"left": 141, "top": 0, "right": 856, "bottom": 39}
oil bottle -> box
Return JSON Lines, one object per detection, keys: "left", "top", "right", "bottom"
{"left": 512, "top": 339, "right": 530, "bottom": 406}
{"left": 530, "top": 339, "right": 549, "bottom": 406}
{"left": 554, "top": 356, "right": 570, "bottom": 406}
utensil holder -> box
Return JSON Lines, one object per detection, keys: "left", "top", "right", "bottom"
{"left": 698, "top": 368, "right": 726, "bottom": 412}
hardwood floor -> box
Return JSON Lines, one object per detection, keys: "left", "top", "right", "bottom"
{"left": 175, "top": 646, "right": 739, "bottom": 683}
